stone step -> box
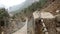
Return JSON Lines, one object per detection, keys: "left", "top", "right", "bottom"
{"left": 56, "top": 27, "right": 60, "bottom": 32}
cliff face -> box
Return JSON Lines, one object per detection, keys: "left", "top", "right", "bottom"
{"left": 41, "top": 0, "right": 60, "bottom": 15}
{"left": 34, "top": 0, "right": 60, "bottom": 34}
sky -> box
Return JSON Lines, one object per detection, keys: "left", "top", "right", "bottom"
{"left": 0, "top": 0, "right": 26, "bottom": 9}
{"left": 0, "top": 0, "right": 39, "bottom": 13}
{"left": 0, "top": 0, "right": 39, "bottom": 16}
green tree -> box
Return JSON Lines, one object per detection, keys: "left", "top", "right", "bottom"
{"left": 0, "top": 8, "right": 9, "bottom": 19}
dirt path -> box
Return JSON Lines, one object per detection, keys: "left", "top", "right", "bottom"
{"left": 12, "top": 17, "right": 28, "bottom": 34}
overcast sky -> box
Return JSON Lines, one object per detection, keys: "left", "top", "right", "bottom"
{"left": 0, "top": 0, "right": 26, "bottom": 9}
{"left": 0, "top": 0, "right": 39, "bottom": 16}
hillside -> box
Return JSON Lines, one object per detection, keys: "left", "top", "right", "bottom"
{"left": 0, "top": 0, "right": 60, "bottom": 34}
{"left": 12, "top": 0, "right": 57, "bottom": 34}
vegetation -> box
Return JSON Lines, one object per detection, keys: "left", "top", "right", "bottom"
{"left": 13, "top": 0, "right": 47, "bottom": 18}
{"left": 0, "top": 8, "right": 9, "bottom": 19}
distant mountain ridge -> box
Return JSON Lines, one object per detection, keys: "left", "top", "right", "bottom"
{"left": 9, "top": 0, "right": 39, "bottom": 15}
